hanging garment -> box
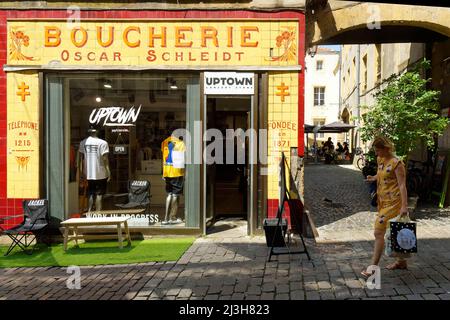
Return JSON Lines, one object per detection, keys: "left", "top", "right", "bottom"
{"left": 161, "top": 136, "right": 185, "bottom": 178}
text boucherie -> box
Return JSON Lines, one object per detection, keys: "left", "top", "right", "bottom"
{"left": 44, "top": 25, "right": 260, "bottom": 49}
{"left": 44, "top": 25, "right": 260, "bottom": 63}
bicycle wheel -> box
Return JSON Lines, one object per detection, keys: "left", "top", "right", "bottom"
{"left": 408, "top": 169, "right": 423, "bottom": 197}
{"left": 357, "top": 157, "right": 364, "bottom": 170}
{"left": 407, "top": 174, "right": 420, "bottom": 197}
{"left": 419, "top": 174, "right": 432, "bottom": 200}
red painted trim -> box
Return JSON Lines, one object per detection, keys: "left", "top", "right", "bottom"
{"left": 267, "top": 199, "right": 292, "bottom": 227}
{"left": 0, "top": 9, "right": 305, "bottom": 228}
{"left": 297, "top": 18, "right": 305, "bottom": 157}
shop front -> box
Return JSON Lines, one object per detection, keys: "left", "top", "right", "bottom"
{"left": 0, "top": 10, "right": 305, "bottom": 236}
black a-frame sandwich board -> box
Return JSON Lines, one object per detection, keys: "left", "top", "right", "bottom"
{"left": 266, "top": 152, "right": 311, "bottom": 262}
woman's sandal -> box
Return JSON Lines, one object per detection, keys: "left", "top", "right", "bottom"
{"left": 385, "top": 261, "right": 407, "bottom": 270}
{"left": 360, "top": 270, "right": 373, "bottom": 279}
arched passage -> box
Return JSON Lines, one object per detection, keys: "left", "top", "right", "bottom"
{"left": 307, "top": 2, "right": 450, "bottom": 46}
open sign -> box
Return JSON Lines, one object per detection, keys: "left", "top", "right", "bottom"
{"left": 114, "top": 145, "right": 128, "bottom": 155}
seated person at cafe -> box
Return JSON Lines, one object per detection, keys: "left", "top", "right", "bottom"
{"left": 343, "top": 142, "right": 350, "bottom": 160}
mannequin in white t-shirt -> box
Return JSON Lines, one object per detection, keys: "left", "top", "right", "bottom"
{"left": 78, "top": 127, "right": 111, "bottom": 212}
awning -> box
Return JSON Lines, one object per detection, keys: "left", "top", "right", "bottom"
{"left": 318, "top": 121, "right": 356, "bottom": 133}
{"left": 304, "top": 122, "right": 355, "bottom": 134}
{"left": 304, "top": 124, "right": 315, "bottom": 133}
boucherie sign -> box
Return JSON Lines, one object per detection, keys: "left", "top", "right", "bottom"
{"left": 6, "top": 20, "right": 299, "bottom": 66}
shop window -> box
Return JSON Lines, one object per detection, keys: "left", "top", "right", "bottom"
{"left": 314, "top": 87, "right": 325, "bottom": 106}
{"left": 56, "top": 73, "right": 200, "bottom": 228}
{"left": 376, "top": 44, "right": 382, "bottom": 85}
{"left": 362, "top": 54, "right": 368, "bottom": 92}
{"left": 316, "top": 60, "right": 323, "bottom": 71}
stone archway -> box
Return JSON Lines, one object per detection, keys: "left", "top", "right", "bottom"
{"left": 306, "top": 1, "right": 450, "bottom": 47}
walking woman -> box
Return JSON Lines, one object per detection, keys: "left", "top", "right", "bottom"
{"left": 361, "top": 136, "right": 409, "bottom": 277}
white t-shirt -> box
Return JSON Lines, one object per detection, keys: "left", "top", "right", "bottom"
{"left": 79, "top": 136, "right": 109, "bottom": 180}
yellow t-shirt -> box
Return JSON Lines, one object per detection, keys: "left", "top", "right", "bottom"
{"left": 161, "top": 136, "right": 186, "bottom": 178}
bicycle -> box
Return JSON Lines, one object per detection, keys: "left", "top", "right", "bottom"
{"left": 406, "top": 160, "right": 433, "bottom": 200}
{"left": 356, "top": 147, "right": 368, "bottom": 170}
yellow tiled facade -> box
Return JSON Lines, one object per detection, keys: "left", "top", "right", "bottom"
{"left": 6, "top": 72, "right": 40, "bottom": 198}
{"left": 5, "top": 19, "right": 302, "bottom": 209}
{"left": 267, "top": 72, "right": 298, "bottom": 199}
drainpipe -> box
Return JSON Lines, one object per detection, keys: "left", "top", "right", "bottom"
{"left": 356, "top": 44, "right": 361, "bottom": 150}
{"left": 338, "top": 48, "right": 342, "bottom": 120}
{"left": 338, "top": 46, "right": 342, "bottom": 133}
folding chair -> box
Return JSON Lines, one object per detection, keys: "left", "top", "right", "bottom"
{"left": 2, "top": 199, "right": 49, "bottom": 256}
{"left": 115, "top": 180, "right": 151, "bottom": 213}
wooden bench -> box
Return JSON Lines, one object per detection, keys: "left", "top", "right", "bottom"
{"left": 61, "top": 217, "right": 131, "bottom": 251}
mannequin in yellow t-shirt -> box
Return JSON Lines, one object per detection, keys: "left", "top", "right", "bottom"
{"left": 161, "top": 135, "right": 185, "bottom": 225}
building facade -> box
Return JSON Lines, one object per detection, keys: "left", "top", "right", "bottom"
{"left": 340, "top": 43, "right": 426, "bottom": 153}
{"left": 304, "top": 47, "right": 341, "bottom": 154}
{"left": 306, "top": 0, "right": 450, "bottom": 156}
{"left": 0, "top": 5, "right": 306, "bottom": 236}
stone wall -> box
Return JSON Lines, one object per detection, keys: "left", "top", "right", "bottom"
{"left": 289, "top": 148, "right": 315, "bottom": 238}
{"left": 0, "top": 0, "right": 306, "bottom": 10}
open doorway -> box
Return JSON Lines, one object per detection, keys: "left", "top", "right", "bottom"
{"left": 205, "top": 96, "right": 252, "bottom": 233}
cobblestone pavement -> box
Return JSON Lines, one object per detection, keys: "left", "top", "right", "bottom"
{"left": 304, "top": 164, "right": 373, "bottom": 229}
{"left": 304, "top": 163, "right": 450, "bottom": 243}
{"left": 304, "top": 164, "right": 377, "bottom": 242}
{"left": 1, "top": 217, "right": 450, "bottom": 300}
{"left": 1, "top": 167, "right": 450, "bottom": 300}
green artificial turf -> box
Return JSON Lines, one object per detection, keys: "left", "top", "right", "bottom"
{"left": 0, "top": 237, "right": 195, "bottom": 268}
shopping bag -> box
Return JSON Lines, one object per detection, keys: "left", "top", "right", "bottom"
{"left": 384, "top": 227, "right": 395, "bottom": 257}
{"left": 384, "top": 214, "right": 415, "bottom": 258}
{"left": 390, "top": 215, "right": 417, "bottom": 254}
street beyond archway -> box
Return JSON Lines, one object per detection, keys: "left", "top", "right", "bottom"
{"left": 304, "top": 164, "right": 375, "bottom": 242}
{"left": 304, "top": 163, "right": 450, "bottom": 243}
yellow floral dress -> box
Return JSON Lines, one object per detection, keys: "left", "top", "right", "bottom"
{"left": 375, "top": 156, "right": 403, "bottom": 230}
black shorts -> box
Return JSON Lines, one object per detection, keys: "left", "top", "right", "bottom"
{"left": 87, "top": 179, "right": 108, "bottom": 196}
{"left": 165, "top": 177, "right": 184, "bottom": 195}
